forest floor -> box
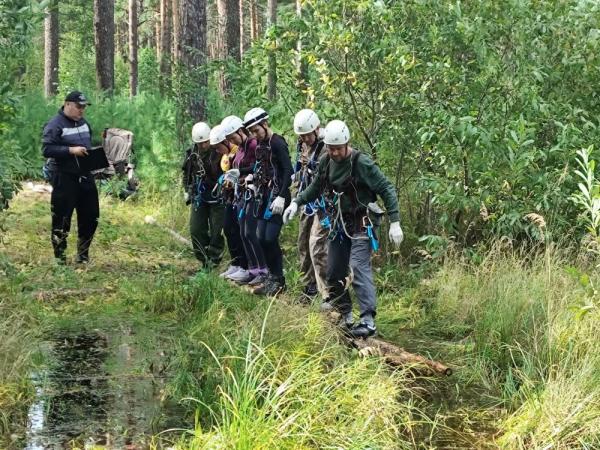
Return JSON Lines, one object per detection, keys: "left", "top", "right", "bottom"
{"left": 2, "top": 183, "right": 580, "bottom": 449}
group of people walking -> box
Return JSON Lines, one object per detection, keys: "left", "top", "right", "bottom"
{"left": 182, "top": 107, "right": 404, "bottom": 338}
{"left": 41, "top": 90, "right": 404, "bottom": 339}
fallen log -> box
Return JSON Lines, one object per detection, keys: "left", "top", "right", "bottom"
{"left": 144, "top": 215, "right": 192, "bottom": 247}
{"left": 34, "top": 287, "right": 115, "bottom": 302}
{"left": 349, "top": 337, "right": 453, "bottom": 377}
{"left": 322, "top": 311, "right": 452, "bottom": 376}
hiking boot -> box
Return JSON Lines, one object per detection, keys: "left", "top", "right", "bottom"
{"left": 227, "top": 268, "right": 250, "bottom": 282}
{"left": 297, "top": 283, "right": 318, "bottom": 304}
{"left": 320, "top": 300, "right": 334, "bottom": 312}
{"left": 252, "top": 277, "right": 272, "bottom": 295}
{"left": 349, "top": 322, "right": 377, "bottom": 339}
{"left": 253, "top": 277, "right": 285, "bottom": 297}
{"left": 220, "top": 265, "right": 240, "bottom": 278}
{"left": 230, "top": 269, "right": 253, "bottom": 284}
{"left": 75, "top": 253, "right": 89, "bottom": 264}
{"left": 341, "top": 312, "right": 354, "bottom": 329}
{"left": 248, "top": 273, "right": 268, "bottom": 287}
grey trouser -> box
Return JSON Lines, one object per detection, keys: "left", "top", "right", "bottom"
{"left": 327, "top": 234, "right": 376, "bottom": 318}
{"left": 298, "top": 211, "right": 329, "bottom": 299}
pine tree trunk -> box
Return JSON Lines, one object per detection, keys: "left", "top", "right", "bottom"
{"left": 266, "top": 0, "right": 277, "bottom": 101}
{"left": 216, "top": 0, "right": 240, "bottom": 94}
{"left": 94, "top": 0, "right": 115, "bottom": 94}
{"left": 296, "top": 0, "right": 307, "bottom": 90}
{"left": 179, "top": 0, "right": 207, "bottom": 121}
{"left": 160, "top": 0, "right": 172, "bottom": 89}
{"left": 129, "top": 0, "right": 138, "bottom": 97}
{"left": 117, "top": 17, "right": 128, "bottom": 63}
{"left": 239, "top": 0, "right": 245, "bottom": 58}
{"left": 44, "top": 0, "right": 59, "bottom": 97}
{"left": 227, "top": 0, "right": 240, "bottom": 62}
{"left": 155, "top": 11, "right": 161, "bottom": 60}
{"left": 172, "top": 0, "right": 180, "bottom": 62}
{"left": 250, "top": 0, "right": 258, "bottom": 42}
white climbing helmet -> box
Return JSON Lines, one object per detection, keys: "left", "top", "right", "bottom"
{"left": 221, "top": 115, "right": 244, "bottom": 136}
{"left": 209, "top": 124, "right": 227, "bottom": 146}
{"left": 323, "top": 120, "right": 350, "bottom": 145}
{"left": 293, "top": 109, "right": 320, "bottom": 135}
{"left": 243, "top": 107, "right": 269, "bottom": 128}
{"left": 191, "top": 121, "right": 211, "bottom": 143}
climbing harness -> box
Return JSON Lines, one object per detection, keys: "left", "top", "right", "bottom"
{"left": 315, "top": 151, "right": 379, "bottom": 251}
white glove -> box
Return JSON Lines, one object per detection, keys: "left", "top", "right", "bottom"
{"left": 389, "top": 221, "right": 404, "bottom": 247}
{"left": 367, "top": 201, "right": 384, "bottom": 215}
{"left": 245, "top": 174, "right": 253, "bottom": 184}
{"left": 183, "top": 192, "right": 190, "bottom": 203}
{"left": 224, "top": 169, "right": 240, "bottom": 183}
{"left": 270, "top": 196, "right": 286, "bottom": 215}
{"left": 283, "top": 201, "right": 299, "bottom": 224}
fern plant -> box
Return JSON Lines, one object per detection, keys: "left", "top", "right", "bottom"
{"left": 572, "top": 146, "right": 600, "bottom": 238}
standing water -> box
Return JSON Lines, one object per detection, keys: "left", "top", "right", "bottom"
{"left": 23, "top": 328, "right": 188, "bottom": 448}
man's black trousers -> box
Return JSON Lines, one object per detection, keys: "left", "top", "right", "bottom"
{"left": 50, "top": 172, "right": 99, "bottom": 260}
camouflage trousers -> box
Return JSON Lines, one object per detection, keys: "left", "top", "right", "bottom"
{"left": 298, "top": 210, "right": 329, "bottom": 299}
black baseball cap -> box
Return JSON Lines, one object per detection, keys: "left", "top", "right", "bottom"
{"left": 64, "top": 91, "right": 91, "bottom": 106}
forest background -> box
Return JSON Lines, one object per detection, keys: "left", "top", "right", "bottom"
{"left": 1, "top": 0, "right": 600, "bottom": 448}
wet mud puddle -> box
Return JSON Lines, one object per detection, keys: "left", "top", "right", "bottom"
{"left": 23, "top": 328, "right": 188, "bottom": 449}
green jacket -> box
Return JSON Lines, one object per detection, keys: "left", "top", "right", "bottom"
{"left": 296, "top": 149, "right": 400, "bottom": 223}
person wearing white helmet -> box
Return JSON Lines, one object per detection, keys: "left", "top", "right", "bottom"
{"left": 292, "top": 109, "right": 328, "bottom": 303}
{"left": 209, "top": 123, "right": 250, "bottom": 281}
{"left": 242, "top": 107, "right": 293, "bottom": 296}
{"left": 182, "top": 121, "right": 225, "bottom": 270}
{"left": 283, "top": 120, "right": 404, "bottom": 338}
{"left": 220, "top": 115, "right": 268, "bottom": 285}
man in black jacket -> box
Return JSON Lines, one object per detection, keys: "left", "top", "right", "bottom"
{"left": 42, "top": 91, "right": 97, "bottom": 264}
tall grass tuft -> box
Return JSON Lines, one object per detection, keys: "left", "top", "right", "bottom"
{"left": 417, "top": 246, "right": 600, "bottom": 448}
{"left": 0, "top": 298, "right": 35, "bottom": 437}
{"left": 182, "top": 333, "right": 413, "bottom": 449}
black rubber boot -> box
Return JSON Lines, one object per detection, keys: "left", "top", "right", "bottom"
{"left": 349, "top": 322, "right": 377, "bottom": 339}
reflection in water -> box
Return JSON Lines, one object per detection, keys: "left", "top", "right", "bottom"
{"left": 24, "top": 330, "right": 187, "bottom": 448}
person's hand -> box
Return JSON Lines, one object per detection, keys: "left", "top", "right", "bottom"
{"left": 270, "top": 196, "right": 285, "bottom": 215}
{"left": 69, "top": 146, "right": 88, "bottom": 156}
{"left": 283, "top": 201, "right": 299, "bottom": 224}
{"left": 184, "top": 192, "right": 190, "bottom": 205}
{"left": 389, "top": 221, "right": 404, "bottom": 247}
{"left": 244, "top": 174, "right": 253, "bottom": 184}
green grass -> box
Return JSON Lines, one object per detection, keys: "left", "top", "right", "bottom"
{"left": 0, "top": 187, "right": 423, "bottom": 449}
{"left": 2, "top": 185, "right": 600, "bottom": 449}
{"left": 399, "top": 247, "right": 600, "bottom": 449}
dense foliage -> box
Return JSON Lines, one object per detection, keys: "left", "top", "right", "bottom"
{"left": 3, "top": 0, "right": 600, "bottom": 246}
{"left": 0, "top": 0, "right": 47, "bottom": 210}
{"left": 232, "top": 0, "right": 600, "bottom": 245}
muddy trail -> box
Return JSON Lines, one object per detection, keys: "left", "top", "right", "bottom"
{"left": 1, "top": 185, "right": 503, "bottom": 449}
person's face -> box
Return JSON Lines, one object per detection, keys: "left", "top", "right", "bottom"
{"left": 299, "top": 130, "right": 317, "bottom": 146}
{"left": 247, "top": 123, "right": 268, "bottom": 141}
{"left": 197, "top": 141, "right": 211, "bottom": 152}
{"left": 214, "top": 142, "right": 230, "bottom": 155}
{"left": 64, "top": 101, "right": 87, "bottom": 121}
{"left": 327, "top": 144, "right": 350, "bottom": 162}
{"left": 226, "top": 131, "right": 243, "bottom": 146}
